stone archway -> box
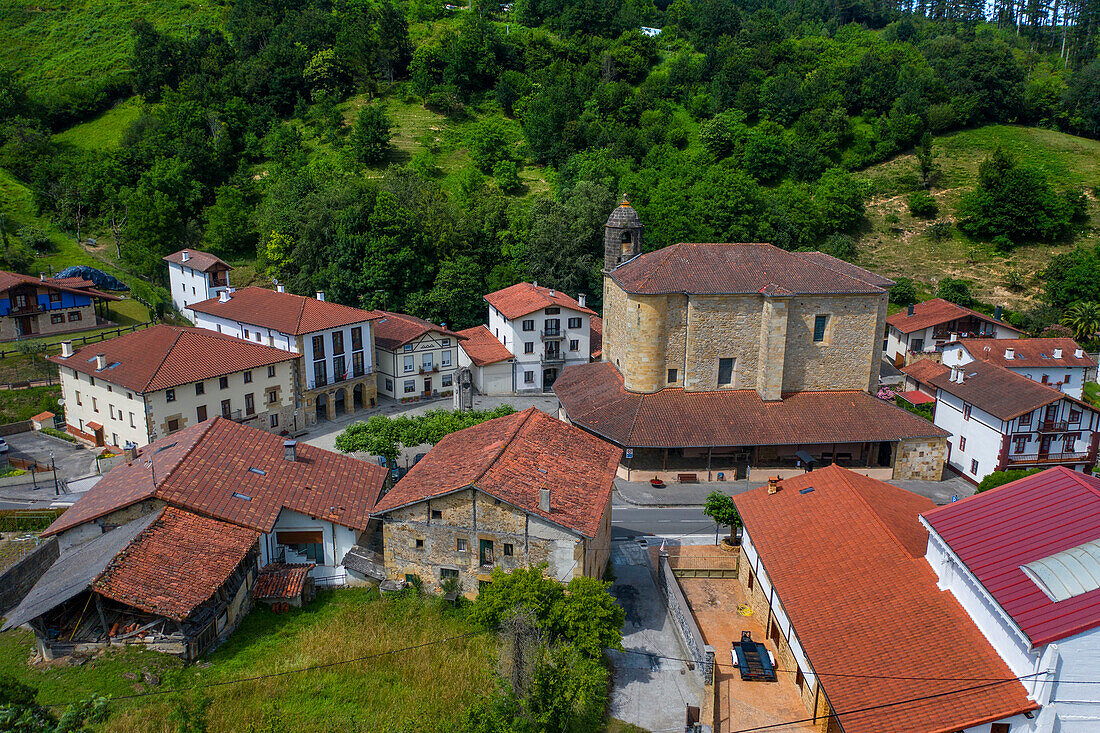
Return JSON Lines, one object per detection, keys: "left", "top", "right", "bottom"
{"left": 316, "top": 393, "right": 328, "bottom": 422}
{"left": 353, "top": 382, "right": 364, "bottom": 410}
{"left": 334, "top": 387, "right": 347, "bottom": 417}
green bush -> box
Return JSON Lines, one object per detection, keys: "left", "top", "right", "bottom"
{"left": 0, "top": 509, "right": 64, "bottom": 532}
{"left": 976, "top": 468, "right": 1042, "bottom": 493}
{"left": 908, "top": 190, "right": 938, "bottom": 218}
{"left": 40, "top": 426, "right": 76, "bottom": 443}
{"left": 889, "top": 277, "right": 918, "bottom": 306}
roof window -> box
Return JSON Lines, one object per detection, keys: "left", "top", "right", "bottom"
{"left": 248, "top": 467, "right": 267, "bottom": 476}
{"left": 1020, "top": 538, "right": 1100, "bottom": 602}
{"left": 232, "top": 492, "right": 252, "bottom": 501}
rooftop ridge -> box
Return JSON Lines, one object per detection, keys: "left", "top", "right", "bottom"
{"left": 833, "top": 467, "right": 925, "bottom": 559}
{"left": 471, "top": 408, "right": 538, "bottom": 488}
{"left": 142, "top": 328, "right": 186, "bottom": 393}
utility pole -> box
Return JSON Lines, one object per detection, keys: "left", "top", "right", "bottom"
{"left": 50, "top": 451, "right": 59, "bottom": 496}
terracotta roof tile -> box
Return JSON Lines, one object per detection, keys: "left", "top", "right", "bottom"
{"left": 92, "top": 507, "right": 258, "bottom": 621}
{"left": 456, "top": 325, "right": 513, "bottom": 366}
{"left": 900, "top": 359, "right": 950, "bottom": 386}
{"left": 254, "top": 563, "right": 314, "bottom": 600}
{"left": 44, "top": 417, "right": 388, "bottom": 537}
{"left": 484, "top": 282, "right": 596, "bottom": 320}
{"left": 48, "top": 325, "right": 298, "bottom": 393}
{"left": 554, "top": 362, "right": 947, "bottom": 447}
{"left": 189, "top": 287, "right": 380, "bottom": 335}
{"left": 0, "top": 269, "right": 121, "bottom": 301}
{"left": 373, "top": 311, "right": 464, "bottom": 351}
{"left": 955, "top": 337, "right": 1096, "bottom": 369}
{"left": 924, "top": 467, "right": 1100, "bottom": 645}
{"left": 607, "top": 243, "right": 888, "bottom": 295}
{"left": 927, "top": 359, "right": 1085, "bottom": 420}
{"left": 735, "top": 466, "right": 1037, "bottom": 733}
{"left": 374, "top": 408, "right": 620, "bottom": 537}
{"left": 590, "top": 316, "right": 603, "bottom": 359}
{"left": 886, "top": 298, "right": 1022, "bottom": 335}
{"left": 162, "top": 249, "right": 233, "bottom": 273}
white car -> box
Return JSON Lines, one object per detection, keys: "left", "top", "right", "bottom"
{"left": 0, "top": 437, "right": 8, "bottom": 455}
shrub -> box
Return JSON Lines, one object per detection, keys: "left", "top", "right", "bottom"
{"left": 818, "top": 233, "right": 858, "bottom": 262}
{"left": 928, "top": 221, "right": 952, "bottom": 240}
{"left": 41, "top": 426, "right": 77, "bottom": 443}
{"left": 936, "top": 277, "right": 973, "bottom": 306}
{"left": 908, "top": 190, "right": 938, "bottom": 218}
{"left": 976, "top": 468, "right": 1042, "bottom": 493}
{"left": 889, "top": 277, "right": 918, "bottom": 306}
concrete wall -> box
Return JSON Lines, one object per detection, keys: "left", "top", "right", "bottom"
{"left": 934, "top": 390, "right": 1006, "bottom": 482}
{"left": 0, "top": 536, "right": 59, "bottom": 614}
{"left": 167, "top": 262, "right": 228, "bottom": 320}
{"left": 487, "top": 301, "right": 590, "bottom": 393}
{"left": 58, "top": 367, "right": 151, "bottom": 447}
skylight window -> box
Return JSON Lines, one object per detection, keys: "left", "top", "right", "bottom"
{"left": 799, "top": 487, "right": 815, "bottom": 495}
{"left": 248, "top": 467, "right": 267, "bottom": 476}
{"left": 154, "top": 442, "right": 178, "bottom": 454}
{"left": 232, "top": 492, "right": 252, "bottom": 501}
{"left": 1020, "top": 538, "right": 1100, "bottom": 603}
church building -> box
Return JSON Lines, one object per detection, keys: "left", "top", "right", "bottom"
{"left": 552, "top": 200, "right": 949, "bottom": 482}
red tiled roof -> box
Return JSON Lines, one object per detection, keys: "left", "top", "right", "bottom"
{"left": 253, "top": 563, "right": 314, "bottom": 599}
{"left": 456, "top": 325, "right": 513, "bottom": 366}
{"left": 43, "top": 417, "right": 389, "bottom": 537}
{"left": 50, "top": 276, "right": 96, "bottom": 289}
{"left": 900, "top": 359, "right": 950, "bottom": 386}
{"left": 189, "top": 287, "right": 380, "bottom": 335}
{"left": 793, "top": 251, "right": 896, "bottom": 288}
{"left": 590, "top": 315, "right": 603, "bottom": 359}
{"left": 48, "top": 325, "right": 298, "bottom": 393}
{"left": 162, "top": 249, "right": 232, "bottom": 273}
{"left": 373, "top": 311, "right": 464, "bottom": 351}
{"left": 484, "top": 282, "right": 596, "bottom": 320}
{"left": 899, "top": 390, "right": 935, "bottom": 405}
{"left": 607, "top": 243, "right": 888, "bottom": 295}
{"left": 0, "top": 269, "right": 121, "bottom": 301}
{"left": 927, "top": 359, "right": 1085, "bottom": 421}
{"left": 554, "top": 362, "right": 947, "bottom": 448}
{"left": 886, "top": 298, "right": 1022, "bottom": 335}
{"left": 373, "top": 408, "right": 620, "bottom": 537}
{"left": 93, "top": 507, "right": 258, "bottom": 621}
{"left": 955, "top": 337, "right": 1096, "bottom": 369}
{"left": 735, "top": 466, "right": 1037, "bottom": 733}
{"left": 30, "top": 411, "right": 55, "bottom": 422}
{"left": 924, "top": 467, "right": 1100, "bottom": 645}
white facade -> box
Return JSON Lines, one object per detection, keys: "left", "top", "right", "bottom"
{"left": 376, "top": 332, "right": 458, "bottom": 400}
{"left": 886, "top": 320, "right": 1018, "bottom": 366}
{"left": 167, "top": 260, "right": 229, "bottom": 320}
{"left": 923, "top": 523, "right": 1100, "bottom": 733}
{"left": 933, "top": 388, "right": 1099, "bottom": 483}
{"left": 259, "top": 508, "right": 363, "bottom": 587}
{"left": 943, "top": 343, "right": 1092, "bottom": 400}
{"left": 487, "top": 302, "right": 590, "bottom": 393}
{"left": 456, "top": 348, "right": 514, "bottom": 394}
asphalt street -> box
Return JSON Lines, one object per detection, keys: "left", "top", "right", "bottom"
{"left": 611, "top": 502, "right": 719, "bottom": 542}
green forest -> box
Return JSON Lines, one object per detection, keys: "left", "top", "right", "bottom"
{"left": 5, "top": 0, "right": 1100, "bottom": 334}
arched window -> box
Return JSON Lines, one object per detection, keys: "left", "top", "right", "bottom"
{"left": 621, "top": 231, "right": 632, "bottom": 256}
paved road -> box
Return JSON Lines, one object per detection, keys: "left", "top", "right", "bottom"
{"left": 5, "top": 431, "right": 98, "bottom": 480}
{"left": 612, "top": 503, "right": 719, "bottom": 543}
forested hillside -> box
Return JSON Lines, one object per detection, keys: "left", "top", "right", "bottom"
{"left": 4, "top": 0, "right": 1100, "bottom": 335}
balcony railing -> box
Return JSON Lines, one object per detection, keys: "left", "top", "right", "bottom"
{"left": 541, "top": 352, "right": 565, "bottom": 364}
{"left": 306, "top": 366, "right": 373, "bottom": 390}
{"left": 540, "top": 329, "right": 565, "bottom": 341}
{"left": 1039, "top": 420, "right": 1069, "bottom": 433}
{"left": 1006, "top": 451, "right": 1089, "bottom": 466}
{"left": 224, "top": 409, "right": 259, "bottom": 423}
{"left": 419, "top": 365, "right": 440, "bottom": 374}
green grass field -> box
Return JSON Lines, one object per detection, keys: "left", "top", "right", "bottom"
{"left": 0, "top": 588, "right": 495, "bottom": 733}
{"left": 54, "top": 97, "right": 143, "bottom": 150}
{"left": 858, "top": 125, "right": 1100, "bottom": 311}
{"left": 0, "top": 385, "right": 61, "bottom": 421}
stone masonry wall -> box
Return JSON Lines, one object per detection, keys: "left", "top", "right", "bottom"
{"left": 663, "top": 294, "right": 688, "bottom": 387}
{"left": 892, "top": 436, "right": 947, "bottom": 480}
{"left": 781, "top": 294, "right": 884, "bottom": 393}
{"left": 683, "top": 295, "right": 763, "bottom": 392}
{"left": 756, "top": 297, "right": 789, "bottom": 401}
{"left": 0, "top": 537, "right": 59, "bottom": 615}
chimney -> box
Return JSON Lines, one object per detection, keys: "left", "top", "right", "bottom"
{"left": 316, "top": 291, "right": 325, "bottom": 302}
{"left": 95, "top": 353, "right": 106, "bottom": 371}
{"left": 548, "top": 289, "right": 555, "bottom": 297}
{"left": 532, "top": 280, "right": 538, "bottom": 288}
{"left": 284, "top": 439, "right": 297, "bottom": 462}
{"left": 440, "top": 322, "right": 447, "bottom": 330}
{"left": 767, "top": 477, "right": 781, "bottom": 494}
{"left": 181, "top": 250, "right": 190, "bottom": 262}
{"left": 539, "top": 487, "right": 551, "bottom": 512}
{"left": 1054, "top": 348, "right": 1063, "bottom": 359}
{"left": 907, "top": 304, "right": 915, "bottom": 317}
{"left": 994, "top": 304, "right": 1003, "bottom": 321}
{"left": 1076, "top": 348, "right": 1085, "bottom": 359}
{"left": 957, "top": 369, "right": 965, "bottom": 384}
{"left": 949, "top": 332, "right": 958, "bottom": 343}
{"left": 60, "top": 340, "right": 73, "bottom": 358}
{"left": 276, "top": 284, "right": 285, "bottom": 293}
{"left": 39, "top": 272, "right": 47, "bottom": 280}
{"left": 219, "top": 290, "right": 231, "bottom": 303}
{"left": 1005, "top": 348, "right": 1015, "bottom": 360}
{"left": 123, "top": 441, "right": 138, "bottom": 463}
{"left": 578, "top": 293, "right": 587, "bottom": 308}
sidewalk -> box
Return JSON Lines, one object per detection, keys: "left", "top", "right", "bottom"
{"left": 615, "top": 473, "right": 974, "bottom": 507}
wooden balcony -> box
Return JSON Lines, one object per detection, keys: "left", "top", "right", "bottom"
{"left": 1006, "top": 451, "right": 1089, "bottom": 466}
{"left": 1039, "top": 420, "right": 1070, "bottom": 433}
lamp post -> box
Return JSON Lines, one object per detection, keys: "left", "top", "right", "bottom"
{"left": 50, "top": 451, "right": 59, "bottom": 496}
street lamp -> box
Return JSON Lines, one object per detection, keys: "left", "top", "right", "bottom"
{"left": 50, "top": 450, "right": 58, "bottom": 496}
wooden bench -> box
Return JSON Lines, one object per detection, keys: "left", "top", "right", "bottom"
{"left": 677, "top": 473, "right": 699, "bottom": 483}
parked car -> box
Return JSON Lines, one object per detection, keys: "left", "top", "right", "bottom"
{"left": 0, "top": 437, "right": 8, "bottom": 455}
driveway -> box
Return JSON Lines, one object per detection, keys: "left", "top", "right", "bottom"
{"left": 4, "top": 430, "right": 98, "bottom": 480}
{"left": 606, "top": 541, "right": 703, "bottom": 732}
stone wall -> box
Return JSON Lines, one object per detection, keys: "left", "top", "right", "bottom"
{"left": 683, "top": 296, "right": 762, "bottom": 392}
{"left": 781, "top": 294, "right": 885, "bottom": 393}
{"left": 656, "top": 551, "right": 706, "bottom": 676}
{"left": 892, "top": 436, "right": 947, "bottom": 480}
{"left": 0, "top": 536, "right": 59, "bottom": 614}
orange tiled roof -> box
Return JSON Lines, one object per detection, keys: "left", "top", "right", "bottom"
{"left": 0, "top": 269, "right": 121, "bottom": 301}
{"left": 189, "top": 287, "right": 380, "bottom": 335}
{"left": 900, "top": 359, "right": 950, "bottom": 386}
{"left": 48, "top": 325, "right": 299, "bottom": 393}
{"left": 43, "top": 417, "right": 389, "bottom": 537}
{"left": 735, "top": 466, "right": 1038, "bottom": 733}
{"left": 92, "top": 506, "right": 258, "bottom": 621}
{"left": 253, "top": 563, "right": 314, "bottom": 599}
{"left": 162, "top": 249, "right": 232, "bottom": 273}
{"left": 590, "top": 315, "right": 603, "bottom": 359}
{"left": 456, "top": 325, "right": 513, "bottom": 366}
{"left": 373, "top": 408, "right": 620, "bottom": 537}
{"left": 886, "top": 298, "right": 1022, "bottom": 335}
{"left": 373, "top": 310, "right": 464, "bottom": 351}
{"left": 957, "top": 337, "right": 1096, "bottom": 369}
{"left": 484, "top": 282, "right": 596, "bottom": 320}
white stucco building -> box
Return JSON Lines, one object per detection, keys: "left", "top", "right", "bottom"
{"left": 483, "top": 282, "right": 595, "bottom": 393}
{"left": 885, "top": 298, "right": 1021, "bottom": 367}
{"left": 926, "top": 359, "right": 1100, "bottom": 483}
{"left": 187, "top": 285, "right": 381, "bottom": 426}
{"left": 941, "top": 337, "right": 1096, "bottom": 400}
{"left": 923, "top": 467, "right": 1100, "bottom": 733}
{"left": 372, "top": 311, "right": 464, "bottom": 401}
{"left": 456, "top": 325, "right": 515, "bottom": 394}
{"left": 163, "top": 249, "right": 232, "bottom": 321}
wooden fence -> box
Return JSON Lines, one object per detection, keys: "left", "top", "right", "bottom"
{"left": 0, "top": 321, "right": 156, "bottom": 360}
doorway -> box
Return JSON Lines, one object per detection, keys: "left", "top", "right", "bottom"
{"left": 315, "top": 393, "right": 328, "bottom": 422}
{"left": 424, "top": 377, "right": 432, "bottom": 397}
{"left": 542, "top": 368, "right": 558, "bottom": 392}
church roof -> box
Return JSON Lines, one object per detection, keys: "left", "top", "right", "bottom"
{"left": 605, "top": 198, "right": 642, "bottom": 228}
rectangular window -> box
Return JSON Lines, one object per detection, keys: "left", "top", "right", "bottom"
{"left": 522, "top": 319, "right": 535, "bottom": 331}
{"left": 109, "top": 405, "right": 116, "bottom": 420}
{"left": 1019, "top": 411, "right": 1032, "bottom": 426}
{"left": 970, "top": 459, "right": 979, "bottom": 475}
{"left": 569, "top": 339, "right": 579, "bottom": 351}
{"left": 75, "top": 391, "right": 82, "bottom": 405}
{"left": 314, "top": 359, "right": 327, "bottom": 387}
{"left": 243, "top": 371, "right": 252, "bottom": 384}
{"left": 422, "top": 353, "right": 433, "bottom": 370}
{"left": 1065, "top": 373, "right": 1073, "bottom": 384}
{"left": 1013, "top": 435, "right": 1028, "bottom": 454}
{"left": 812, "top": 314, "right": 828, "bottom": 342}
{"left": 1064, "top": 433, "right": 1078, "bottom": 452}
{"left": 441, "top": 338, "right": 451, "bottom": 346}
{"left": 503, "top": 543, "right": 514, "bottom": 557}
{"left": 51, "top": 313, "right": 64, "bottom": 324}
{"left": 68, "top": 311, "right": 81, "bottom": 322}
{"left": 441, "top": 374, "right": 453, "bottom": 387}
{"left": 524, "top": 371, "right": 535, "bottom": 383}
{"left": 312, "top": 335, "right": 325, "bottom": 358}
{"left": 12, "top": 294, "right": 26, "bottom": 308}
{"left": 267, "top": 365, "right": 276, "bottom": 378}
{"left": 440, "top": 568, "right": 459, "bottom": 580}
{"left": 195, "top": 382, "right": 205, "bottom": 395}
{"left": 404, "top": 355, "right": 415, "bottom": 373}
{"left": 545, "top": 307, "right": 560, "bottom": 315}
{"left": 245, "top": 393, "right": 255, "bottom": 415}
{"left": 333, "top": 355, "right": 346, "bottom": 381}
{"left": 441, "top": 350, "right": 452, "bottom": 367}
{"left": 717, "top": 358, "right": 735, "bottom": 387}
{"left": 167, "top": 418, "right": 179, "bottom": 433}
{"left": 270, "top": 414, "right": 279, "bottom": 428}
{"left": 456, "top": 538, "right": 467, "bottom": 552}
{"left": 990, "top": 725, "right": 1010, "bottom": 733}
{"left": 353, "top": 351, "right": 365, "bottom": 377}
{"left": 431, "top": 509, "right": 443, "bottom": 520}
{"left": 912, "top": 338, "right": 925, "bottom": 353}
{"left": 49, "top": 291, "right": 62, "bottom": 304}
{"left": 244, "top": 329, "right": 250, "bottom": 340}
{"left": 351, "top": 327, "right": 363, "bottom": 351}
{"left": 524, "top": 342, "right": 534, "bottom": 354}
{"left": 403, "top": 343, "right": 413, "bottom": 352}
{"left": 166, "top": 389, "right": 176, "bottom": 402}
{"left": 129, "top": 412, "right": 135, "bottom": 428}
{"left": 959, "top": 435, "right": 966, "bottom": 451}
{"left": 415, "top": 538, "right": 425, "bottom": 549}
{"left": 92, "top": 396, "right": 98, "bottom": 412}
{"left": 545, "top": 318, "right": 560, "bottom": 335}
{"left": 385, "top": 378, "right": 393, "bottom": 392}
{"left": 332, "top": 331, "right": 344, "bottom": 355}
{"left": 219, "top": 376, "right": 229, "bottom": 389}
{"left": 568, "top": 317, "right": 581, "bottom": 329}
{"left": 267, "top": 388, "right": 278, "bottom": 404}
{"left": 1070, "top": 408, "right": 1082, "bottom": 424}
{"left": 963, "top": 404, "right": 972, "bottom": 421}
{"left": 197, "top": 405, "right": 207, "bottom": 422}
{"left": 112, "top": 433, "right": 119, "bottom": 447}
{"left": 89, "top": 377, "right": 95, "bottom": 387}
{"left": 221, "top": 399, "right": 232, "bottom": 418}
{"left": 404, "top": 380, "right": 416, "bottom": 394}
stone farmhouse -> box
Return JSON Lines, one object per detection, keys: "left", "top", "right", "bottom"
{"left": 884, "top": 298, "right": 1021, "bottom": 368}
{"left": 163, "top": 248, "right": 232, "bottom": 321}
{"left": 371, "top": 407, "right": 619, "bottom": 597}
{"left": 941, "top": 337, "right": 1096, "bottom": 400}
{"left": 187, "top": 284, "right": 381, "bottom": 426}
{"left": 372, "top": 310, "right": 465, "bottom": 401}
{"left": 50, "top": 325, "right": 299, "bottom": 448}
{"left": 554, "top": 201, "right": 949, "bottom": 482}
{"left": 0, "top": 270, "right": 120, "bottom": 341}
{"left": 922, "top": 467, "right": 1100, "bottom": 733}
{"left": 735, "top": 465, "right": 1038, "bottom": 733}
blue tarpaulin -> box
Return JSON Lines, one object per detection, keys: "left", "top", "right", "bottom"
{"left": 54, "top": 266, "right": 129, "bottom": 291}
